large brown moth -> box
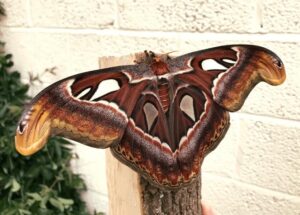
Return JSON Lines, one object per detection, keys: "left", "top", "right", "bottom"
{"left": 15, "top": 45, "right": 285, "bottom": 188}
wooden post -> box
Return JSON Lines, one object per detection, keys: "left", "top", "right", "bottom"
{"left": 99, "top": 53, "right": 202, "bottom": 215}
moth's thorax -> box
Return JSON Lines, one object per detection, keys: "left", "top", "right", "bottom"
{"left": 150, "top": 60, "right": 169, "bottom": 76}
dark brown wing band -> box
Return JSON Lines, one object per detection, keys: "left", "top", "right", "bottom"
{"left": 185, "top": 45, "right": 286, "bottom": 111}
{"left": 15, "top": 67, "right": 142, "bottom": 156}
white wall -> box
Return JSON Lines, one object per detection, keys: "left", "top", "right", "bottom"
{"left": 1, "top": 0, "right": 300, "bottom": 214}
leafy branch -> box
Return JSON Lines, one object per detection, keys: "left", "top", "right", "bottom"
{"left": 0, "top": 41, "right": 90, "bottom": 215}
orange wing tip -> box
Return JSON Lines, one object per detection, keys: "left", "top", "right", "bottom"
{"left": 15, "top": 104, "right": 52, "bottom": 156}
{"left": 15, "top": 126, "right": 50, "bottom": 156}
{"left": 261, "top": 67, "right": 286, "bottom": 86}
{"left": 255, "top": 49, "right": 286, "bottom": 86}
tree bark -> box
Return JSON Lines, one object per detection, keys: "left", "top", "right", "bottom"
{"left": 99, "top": 53, "right": 202, "bottom": 215}
{"left": 140, "top": 176, "right": 202, "bottom": 215}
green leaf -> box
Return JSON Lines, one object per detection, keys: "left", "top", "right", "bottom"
{"left": 2, "top": 167, "right": 8, "bottom": 174}
{"left": 51, "top": 162, "right": 58, "bottom": 170}
{"left": 27, "top": 192, "right": 42, "bottom": 201}
{"left": 25, "top": 198, "right": 35, "bottom": 207}
{"left": 18, "top": 209, "right": 32, "bottom": 215}
{"left": 0, "top": 104, "right": 7, "bottom": 118}
{"left": 2, "top": 208, "right": 18, "bottom": 215}
{"left": 58, "top": 197, "right": 74, "bottom": 206}
{"left": 4, "top": 178, "right": 12, "bottom": 189}
{"left": 0, "top": 42, "right": 89, "bottom": 214}
{"left": 15, "top": 85, "right": 29, "bottom": 96}
{"left": 11, "top": 178, "right": 20, "bottom": 192}
{"left": 49, "top": 197, "right": 64, "bottom": 212}
{"left": 39, "top": 196, "right": 49, "bottom": 209}
{"left": 8, "top": 105, "right": 22, "bottom": 114}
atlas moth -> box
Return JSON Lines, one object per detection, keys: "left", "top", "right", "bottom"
{"left": 15, "top": 45, "right": 285, "bottom": 188}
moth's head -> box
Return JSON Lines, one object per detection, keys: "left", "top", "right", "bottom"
{"left": 15, "top": 100, "right": 51, "bottom": 156}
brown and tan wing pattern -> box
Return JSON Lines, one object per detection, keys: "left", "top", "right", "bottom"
{"left": 111, "top": 45, "right": 285, "bottom": 187}
{"left": 15, "top": 66, "right": 149, "bottom": 156}
{"left": 15, "top": 45, "right": 285, "bottom": 188}
{"left": 177, "top": 45, "right": 286, "bottom": 111}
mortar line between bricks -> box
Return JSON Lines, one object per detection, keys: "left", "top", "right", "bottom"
{"left": 113, "top": 0, "right": 120, "bottom": 29}
{"left": 232, "top": 112, "right": 300, "bottom": 127}
{"left": 203, "top": 172, "right": 300, "bottom": 201}
{"left": 3, "top": 27, "right": 300, "bottom": 42}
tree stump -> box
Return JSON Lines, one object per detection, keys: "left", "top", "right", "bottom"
{"left": 99, "top": 53, "right": 202, "bottom": 215}
{"left": 140, "top": 177, "right": 201, "bottom": 215}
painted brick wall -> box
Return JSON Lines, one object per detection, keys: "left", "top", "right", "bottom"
{"left": 1, "top": 0, "right": 299, "bottom": 214}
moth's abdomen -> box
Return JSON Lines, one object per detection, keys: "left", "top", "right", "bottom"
{"left": 158, "top": 81, "right": 170, "bottom": 112}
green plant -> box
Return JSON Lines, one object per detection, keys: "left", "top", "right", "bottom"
{"left": 0, "top": 43, "right": 90, "bottom": 214}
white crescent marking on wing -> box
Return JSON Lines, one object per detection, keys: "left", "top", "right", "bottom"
{"left": 65, "top": 79, "right": 128, "bottom": 121}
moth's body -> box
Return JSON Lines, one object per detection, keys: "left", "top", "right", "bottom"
{"left": 144, "top": 54, "right": 173, "bottom": 112}
{"left": 150, "top": 58, "right": 171, "bottom": 113}
{"left": 15, "top": 45, "right": 285, "bottom": 188}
